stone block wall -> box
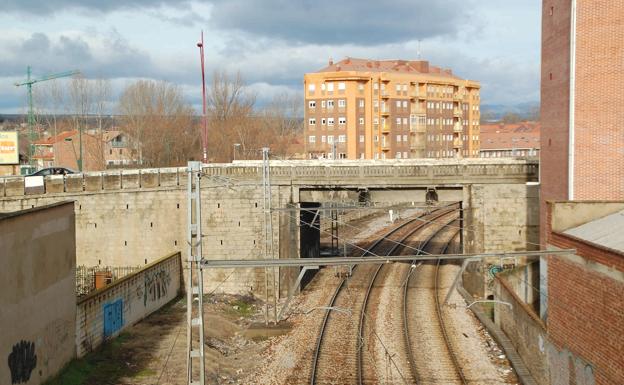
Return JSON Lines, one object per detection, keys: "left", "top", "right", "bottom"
{"left": 76, "top": 252, "right": 181, "bottom": 358}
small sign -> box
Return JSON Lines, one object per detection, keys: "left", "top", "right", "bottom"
{"left": 0, "top": 131, "right": 19, "bottom": 165}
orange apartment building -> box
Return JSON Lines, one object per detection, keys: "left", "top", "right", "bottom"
{"left": 303, "top": 57, "right": 481, "bottom": 160}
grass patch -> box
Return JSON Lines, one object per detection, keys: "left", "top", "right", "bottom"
{"left": 132, "top": 368, "right": 157, "bottom": 378}
{"left": 43, "top": 332, "right": 138, "bottom": 385}
{"left": 228, "top": 299, "right": 254, "bottom": 318}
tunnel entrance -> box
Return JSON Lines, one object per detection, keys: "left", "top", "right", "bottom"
{"left": 299, "top": 202, "right": 321, "bottom": 288}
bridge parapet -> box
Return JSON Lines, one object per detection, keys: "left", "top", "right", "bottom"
{"left": 0, "top": 159, "right": 538, "bottom": 198}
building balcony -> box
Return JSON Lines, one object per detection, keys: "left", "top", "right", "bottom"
{"left": 380, "top": 107, "right": 390, "bottom": 115}
{"left": 111, "top": 141, "right": 128, "bottom": 148}
{"left": 453, "top": 92, "right": 462, "bottom": 101}
{"left": 453, "top": 138, "right": 463, "bottom": 148}
{"left": 409, "top": 138, "right": 425, "bottom": 150}
{"left": 411, "top": 108, "right": 426, "bottom": 115}
{"left": 381, "top": 90, "right": 390, "bottom": 98}
{"left": 453, "top": 123, "right": 463, "bottom": 133}
{"left": 453, "top": 108, "right": 463, "bottom": 117}
{"left": 381, "top": 144, "right": 390, "bottom": 151}
{"left": 409, "top": 90, "right": 419, "bottom": 99}
{"left": 381, "top": 124, "right": 391, "bottom": 133}
{"left": 410, "top": 124, "right": 426, "bottom": 133}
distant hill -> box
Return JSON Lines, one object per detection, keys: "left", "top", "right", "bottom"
{"left": 481, "top": 101, "right": 540, "bottom": 122}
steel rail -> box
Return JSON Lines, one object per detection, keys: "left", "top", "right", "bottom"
{"left": 310, "top": 204, "right": 457, "bottom": 385}
{"left": 357, "top": 208, "right": 459, "bottom": 385}
{"left": 435, "top": 228, "right": 468, "bottom": 384}
{"left": 402, "top": 217, "right": 460, "bottom": 384}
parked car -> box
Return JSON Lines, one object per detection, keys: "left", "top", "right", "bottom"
{"left": 28, "top": 167, "right": 75, "bottom": 176}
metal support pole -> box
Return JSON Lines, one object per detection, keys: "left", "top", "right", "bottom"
{"left": 262, "top": 148, "right": 277, "bottom": 324}
{"left": 186, "top": 161, "right": 205, "bottom": 385}
{"left": 459, "top": 200, "right": 464, "bottom": 253}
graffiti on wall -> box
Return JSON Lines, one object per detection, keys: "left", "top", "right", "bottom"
{"left": 144, "top": 267, "right": 171, "bottom": 306}
{"left": 7, "top": 340, "right": 37, "bottom": 384}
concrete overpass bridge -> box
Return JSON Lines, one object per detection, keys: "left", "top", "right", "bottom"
{"left": 0, "top": 158, "right": 539, "bottom": 296}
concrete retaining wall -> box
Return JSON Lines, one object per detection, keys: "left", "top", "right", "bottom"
{"left": 0, "top": 202, "right": 76, "bottom": 385}
{"left": 494, "top": 270, "right": 549, "bottom": 385}
{"left": 75, "top": 252, "right": 182, "bottom": 358}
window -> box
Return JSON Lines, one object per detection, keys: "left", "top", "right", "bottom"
{"left": 327, "top": 82, "right": 334, "bottom": 92}
{"left": 373, "top": 82, "right": 379, "bottom": 90}
{"left": 338, "top": 99, "right": 346, "bottom": 108}
{"left": 396, "top": 135, "right": 402, "bottom": 142}
{"left": 338, "top": 82, "right": 346, "bottom": 90}
{"left": 321, "top": 100, "right": 326, "bottom": 108}
{"left": 402, "top": 100, "right": 408, "bottom": 108}
{"left": 308, "top": 84, "right": 315, "bottom": 92}
{"left": 338, "top": 135, "right": 346, "bottom": 142}
{"left": 359, "top": 135, "right": 365, "bottom": 143}
{"left": 308, "top": 135, "right": 316, "bottom": 143}
{"left": 327, "top": 135, "right": 334, "bottom": 144}
{"left": 327, "top": 100, "right": 334, "bottom": 108}
{"left": 403, "top": 118, "right": 408, "bottom": 125}
{"left": 396, "top": 100, "right": 401, "bottom": 108}
{"left": 327, "top": 118, "right": 334, "bottom": 126}
{"left": 373, "top": 100, "right": 379, "bottom": 108}
{"left": 309, "top": 118, "right": 316, "bottom": 126}
{"left": 373, "top": 118, "right": 379, "bottom": 125}
{"left": 359, "top": 117, "right": 364, "bottom": 125}
{"left": 396, "top": 117, "right": 402, "bottom": 125}
{"left": 396, "top": 84, "right": 401, "bottom": 92}
{"left": 403, "top": 135, "right": 408, "bottom": 142}
{"left": 374, "top": 135, "right": 379, "bottom": 142}
{"left": 321, "top": 118, "right": 326, "bottom": 125}
{"left": 358, "top": 100, "right": 365, "bottom": 108}
{"left": 321, "top": 83, "right": 326, "bottom": 91}
{"left": 358, "top": 83, "right": 365, "bottom": 91}
{"left": 402, "top": 84, "right": 408, "bottom": 92}
{"left": 403, "top": 152, "right": 408, "bottom": 158}
{"left": 338, "top": 117, "right": 346, "bottom": 125}
{"left": 396, "top": 152, "right": 401, "bottom": 159}
{"left": 308, "top": 101, "right": 316, "bottom": 108}
{"left": 321, "top": 136, "right": 326, "bottom": 143}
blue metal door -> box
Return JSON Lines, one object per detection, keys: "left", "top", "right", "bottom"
{"left": 103, "top": 299, "right": 123, "bottom": 337}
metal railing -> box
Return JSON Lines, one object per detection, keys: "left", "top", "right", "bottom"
{"left": 76, "top": 265, "right": 142, "bottom": 297}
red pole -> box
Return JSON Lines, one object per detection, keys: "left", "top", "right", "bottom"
{"left": 197, "top": 31, "right": 208, "bottom": 163}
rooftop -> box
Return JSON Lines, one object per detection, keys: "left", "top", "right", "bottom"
{"left": 564, "top": 209, "right": 624, "bottom": 253}
{"left": 314, "top": 57, "right": 464, "bottom": 80}
{"left": 480, "top": 122, "right": 540, "bottom": 151}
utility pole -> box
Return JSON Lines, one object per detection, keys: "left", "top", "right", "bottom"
{"left": 262, "top": 148, "right": 277, "bottom": 324}
{"left": 15, "top": 66, "right": 80, "bottom": 170}
{"left": 197, "top": 32, "right": 208, "bottom": 164}
{"left": 186, "top": 161, "right": 206, "bottom": 385}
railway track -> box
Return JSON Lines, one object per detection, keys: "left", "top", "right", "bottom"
{"left": 403, "top": 220, "right": 466, "bottom": 385}
{"left": 310, "top": 203, "right": 460, "bottom": 385}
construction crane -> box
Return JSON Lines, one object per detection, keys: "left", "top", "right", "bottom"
{"left": 15, "top": 66, "right": 80, "bottom": 169}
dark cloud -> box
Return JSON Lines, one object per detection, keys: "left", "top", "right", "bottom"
{"left": 2, "top": 32, "right": 153, "bottom": 80}
{"left": 208, "top": 0, "right": 474, "bottom": 44}
{"left": 3, "top": 0, "right": 190, "bottom": 15}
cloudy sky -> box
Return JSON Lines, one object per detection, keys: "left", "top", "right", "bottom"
{"left": 1, "top": 0, "right": 541, "bottom": 114}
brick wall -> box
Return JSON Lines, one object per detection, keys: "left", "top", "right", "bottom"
{"left": 573, "top": 0, "right": 624, "bottom": 200}
{"left": 540, "top": 0, "right": 572, "bottom": 245}
{"left": 540, "top": 0, "right": 624, "bottom": 242}
{"left": 76, "top": 252, "right": 181, "bottom": 357}
{"left": 545, "top": 202, "right": 624, "bottom": 385}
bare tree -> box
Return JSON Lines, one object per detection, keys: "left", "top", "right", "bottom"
{"left": 260, "top": 92, "right": 303, "bottom": 158}
{"left": 118, "top": 80, "right": 197, "bottom": 167}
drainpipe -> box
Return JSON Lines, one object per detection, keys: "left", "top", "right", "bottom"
{"left": 568, "top": 0, "right": 577, "bottom": 200}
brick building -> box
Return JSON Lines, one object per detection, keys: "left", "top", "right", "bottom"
{"left": 480, "top": 121, "right": 540, "bottom": 158}
{"left": 33, "top": 130, "right": 138, "bottom": 171}
{"left": 544, "top": 201, "right": 624, "bottom": 385}
{"left": 303, "top": 57, "right": 481, "bottom": 160}
{"left": 537, "top": 1, "right": 624, "bottom": 384}
{"left": 540, "top": 0, "right": 624, "bottom": 241}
